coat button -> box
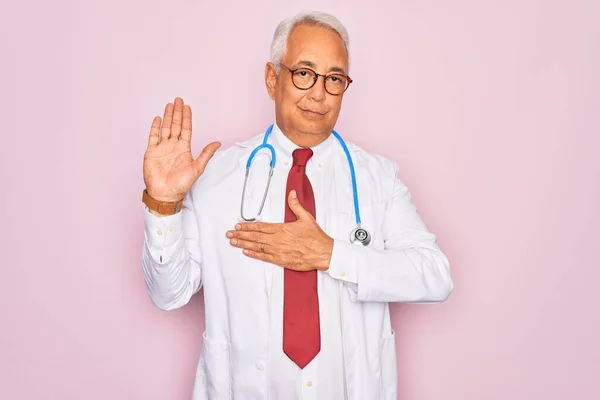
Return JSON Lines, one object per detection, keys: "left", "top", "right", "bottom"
{"left": 256, "top": 361, "right": 265, "bottom": 370}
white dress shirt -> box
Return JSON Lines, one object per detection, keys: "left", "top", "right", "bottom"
{"left": 265, "top": 125, "right": 346, "bottom": 400}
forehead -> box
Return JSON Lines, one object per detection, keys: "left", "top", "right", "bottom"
{"left": 283, "top": 24, "right": 348, "bottom": 71}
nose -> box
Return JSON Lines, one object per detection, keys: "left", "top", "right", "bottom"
{"left": 307, "top": 76, "right": 326, "bottom": 102}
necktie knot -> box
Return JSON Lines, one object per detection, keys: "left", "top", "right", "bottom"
{"left": 292, "top": 148, "right": 313, "bottom": 167}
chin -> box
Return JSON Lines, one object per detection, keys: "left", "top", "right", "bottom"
{"left": 295, "top": 117, "right": 332, "bottom": 134}
{"left": 298, "top": 123, "right": 330, "bottom": 135}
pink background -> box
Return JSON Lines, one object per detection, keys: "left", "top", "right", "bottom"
{"left": 2, "top": 0, "right": 599, "bottom": 399}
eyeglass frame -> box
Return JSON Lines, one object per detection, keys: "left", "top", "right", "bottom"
{"left": 278, "top": 63, "right": 353, "bottom": 95}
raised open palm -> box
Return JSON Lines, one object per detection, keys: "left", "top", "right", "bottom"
{"left": 143, "top": 97, "right": 221, "bottom": 203}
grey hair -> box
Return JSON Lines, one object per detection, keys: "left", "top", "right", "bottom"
{"left": 269, "top": 11, "right": 350, "bottom": 74}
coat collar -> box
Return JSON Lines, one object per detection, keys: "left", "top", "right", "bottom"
{"left": 236, "top": 124, "right": 361, "bottom": 169}
{"left": 234, "top": 123, "right": 370, "bottom": 224}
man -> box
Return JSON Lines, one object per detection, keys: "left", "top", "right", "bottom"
{"left": 141, "top": 11, "right": 453, "bottom": 400}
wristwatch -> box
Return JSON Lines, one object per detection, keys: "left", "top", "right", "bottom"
{"left": 142, "top": 189, "right": 184, "bottom": 215}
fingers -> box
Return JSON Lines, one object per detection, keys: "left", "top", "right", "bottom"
{"left": 148, "top": 116, "right": 161, "bottom": 147}
{"left": 192, "top": 141, "right": 222, "bottom": 177}
{"left": 171, "top": 97, "right": 184, "bottom": 140}
{"left": 180, "top": 105, "right": 192, "bottom": 142}
{"left": 161, "top": 102, "right": 174, "bottom": 140}
{"left": 235, "top": 221, "right": 277, "bottom": 234}
{"left": 228, "top": 237, "right": 271, "bottom": 254}
{"left": 287, "top": 190, "right": 310, "bottom": 220}
{"left": 226, "top": 229, "right": 267, "bottom": 243}
{"left": 241, "top": 249, "right": 276, "bottom": 263}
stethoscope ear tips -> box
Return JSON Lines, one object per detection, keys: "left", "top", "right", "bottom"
{"left": 350, "top": 227, "right": 371, "bottom": 246}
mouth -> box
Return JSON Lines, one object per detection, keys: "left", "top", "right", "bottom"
{"left": 299, "top": 107, "right": 327, "bottom": 116}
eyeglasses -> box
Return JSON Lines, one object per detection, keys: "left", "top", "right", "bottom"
{"left": 279, "top": 63, "right": 353, "bottom": 96}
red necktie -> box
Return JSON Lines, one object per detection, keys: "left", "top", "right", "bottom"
{"left": 283, "top": 148, "right": 321, "bottom": 369}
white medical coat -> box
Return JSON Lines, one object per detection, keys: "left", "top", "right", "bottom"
{"left": 141, "top": 129, "right": 454, "bottom": 400}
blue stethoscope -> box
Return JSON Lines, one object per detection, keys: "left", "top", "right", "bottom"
{"left": 240, "top": 124, "right": 371, "bottom": 246}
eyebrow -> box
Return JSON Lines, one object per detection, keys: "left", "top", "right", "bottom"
{"left": 294, "top": 60, "right": 347, "bottom": 75}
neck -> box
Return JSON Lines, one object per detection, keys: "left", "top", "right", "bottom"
{"left": 284, "top": 131, "right": 330, "bottom": 147}
{"left": 276, "top": 121, "right": 332, "bottom": 147}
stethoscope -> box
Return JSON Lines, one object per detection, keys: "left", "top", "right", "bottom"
{"left": 240, "top": 124, "right": 371, "bottom": 246}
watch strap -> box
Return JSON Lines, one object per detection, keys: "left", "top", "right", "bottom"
{"left": 142, "top": 189, "right": 183, "bottom": 215}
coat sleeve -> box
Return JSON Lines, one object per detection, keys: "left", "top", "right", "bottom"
{"left": 141, "top": 189, "right": 203, "bottom": 311}
{"left": 326, "top": 163, "right": 454, "bottom": 303}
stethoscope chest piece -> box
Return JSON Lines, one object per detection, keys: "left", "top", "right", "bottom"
{"left": 350, "top": 226, "right": 371, "bottom": 246}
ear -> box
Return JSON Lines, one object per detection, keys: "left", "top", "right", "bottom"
{"left": 265, "top": 62, "right": 277, "bottom": 100}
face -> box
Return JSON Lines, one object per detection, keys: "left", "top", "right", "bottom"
{"left": 265, "top": 24, "right": 349, "bottom": 144}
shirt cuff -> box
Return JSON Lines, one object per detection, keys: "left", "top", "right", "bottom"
{"left": 326, "top": 239, "right": 359, "bottom": 284}
{"left": 143, "top": 204, "right": 184, "bottom": 255}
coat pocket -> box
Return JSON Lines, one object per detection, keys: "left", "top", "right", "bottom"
{"left": 202, "top": 331, "right": 232, "bottom": 399}
{"left": 379, "top": 329, "right": 398, "bottom": 400}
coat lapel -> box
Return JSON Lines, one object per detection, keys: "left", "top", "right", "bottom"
{"left": 236, "top": 133, "right": 281, "bottom": 300}
{"left": 327, "top": 137, "right": 364, "bottom": 242}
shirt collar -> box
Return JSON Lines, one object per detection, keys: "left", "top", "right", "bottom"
{"left": 270, "top": 123, "right": 334, "bottom": 168}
